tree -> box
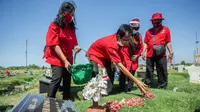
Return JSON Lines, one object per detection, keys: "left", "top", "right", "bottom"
{"left": 28, "top": 64, "right": 40, "bottom": 69}
{"left": 0, "top": 66, "right": 5, "bottom": 70}
{"left": 180, "top": 61, "right": 186, "bottom": 65}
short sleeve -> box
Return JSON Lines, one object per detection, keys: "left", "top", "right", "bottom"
{"left": 107, "top": 48, "right": 121, "bottom": 63}
{"left": 46, "top": 22, "right": 60, "bottom": 47}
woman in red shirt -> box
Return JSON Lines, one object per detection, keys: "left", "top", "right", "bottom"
{"left": 43, "top": 1, "right": 80, "bottom": 100}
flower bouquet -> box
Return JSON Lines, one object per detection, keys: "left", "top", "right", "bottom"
{"left": 83, "top": 74, "right": 112, "bottom": 112}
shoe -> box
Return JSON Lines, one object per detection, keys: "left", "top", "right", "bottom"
{"left": 158, "top": 85, "right": 167, "bottom": 89}
{"left": 127, "top": 88, "right": 132, "bottom": 92}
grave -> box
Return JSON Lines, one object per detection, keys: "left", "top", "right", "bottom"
{"left": 10, "top": 94, "right": 78, "bottom": 112}
{"left": 187, "top": 65, "right": 200, "bottom": 84}
{"left": 177, "top": 65, "right": 185, "bottom": 72}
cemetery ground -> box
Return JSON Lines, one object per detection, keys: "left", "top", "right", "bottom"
{"left": 0, "top": 69, "right": 200, "bottom": 112}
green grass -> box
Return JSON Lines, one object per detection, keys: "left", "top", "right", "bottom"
{"left": 73, "top": 89, "right": 200, "bottom": 112}
{"left": 72, "top": 72, "right": 200, "bottom": 112}
{"left": 0, "top": 71, "right": 200, "bottom": 112}
{"left": 0, "top": 70, "right": 45, "bottom": 88}
{"left": 0, "top": 75, "right": 32, "bottom": 88}
{"left": 0, "top": 70, "right": 44, "bottom": 111}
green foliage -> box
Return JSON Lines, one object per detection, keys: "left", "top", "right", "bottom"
{"left": 181, "top": 61, "right": 186, "bottom": 65}
{"left": 4, "top": 64, "right": 41, "bottom": 70}
{"left": 0, "top": 66, "right": 5, "bottom": 70}
{"left": 1, "top": 71, "right": 200, "bottom": 112}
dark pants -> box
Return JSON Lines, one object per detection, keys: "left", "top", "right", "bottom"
{"left": 145, "top": 56, "right": 168, "bottom": 88}
{"left": 119, "top": 70, "right": 135, "bottom": 92}
{"left": 91, "top": 59, "right": 115, "bottom": 85}
{"left": 48, "top": 65, "right": 71, "bottom": 100}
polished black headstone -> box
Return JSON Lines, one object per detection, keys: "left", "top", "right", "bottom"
{"left": 11, "top": 94, "right": 45, "bottom": 112}
{"left": 11, "top": 94, "right": 78, "bottom": 112}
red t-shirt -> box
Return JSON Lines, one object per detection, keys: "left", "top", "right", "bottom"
{"left": 144, "top": 26, "right": 171, "bottom": 57}
{"left": 43, "top": 22, "right": 78, "bottom": 67}
{"left": 122, "top": 34, "right": 143, "bottom": 70}
{"left": 88, "top": 33, "right": 123, "bottom": 67}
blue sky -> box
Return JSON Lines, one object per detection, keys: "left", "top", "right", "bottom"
{"left": 0, "top": 0, "right": 200, "bottom": 67}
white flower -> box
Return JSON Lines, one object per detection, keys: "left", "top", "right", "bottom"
{"left": 93, "top": 93, "right": 101, "bottom": 102}
{"left": 100, "top": 89, "right": 107, "bottom": 95}
{"left": 82, "top": 75, "right": 109, "bottom": 101}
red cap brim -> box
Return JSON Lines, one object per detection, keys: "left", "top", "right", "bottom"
{"left": 150, "top": 18, "right": 164, "bottom": 21}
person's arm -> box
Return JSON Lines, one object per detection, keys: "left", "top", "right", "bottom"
{"left": 72, "top": 31, "right": 81, "bottom": 53}
{"left": 142, "top": 43, "right": 147, "bottom": 53}
{"left": 116, "top": 62, "right": 148, "bottom": 94}
{"left": 132, "top": 35, "right": 144, "bottom": 61}
{"left": 166, "top": 28, "right": 173, "bottom": 59}
{"left": 53, "top": 45, "right": 71, "bottom": 70}
{"left": 54, "top": 45, "right": 70, "bottom": 63}
{"left": 142, "top": 43, "right": 147, "bottom": 60}
{"left": 107, "top": 47, "right": 148, "bottom": 94}
{"left": 167, "top": 42, "right": 172, "bottom": 53}
{"left": 142, "top": 31, "right": 149, "bottom": 60}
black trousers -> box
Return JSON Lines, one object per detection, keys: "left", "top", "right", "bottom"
{"left": 48, "top": 65, "right": 71, "bottom": 100}
{"left": 91, "top": 59, "right": 115, "bottom": 85}
{"left": 119, "top": 70, "right": 135, "bottom": 92}
{"left": 145, "top": 56, "right": 168, "bottom": 88}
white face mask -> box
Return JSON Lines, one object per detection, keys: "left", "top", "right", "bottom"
{"left": 117, "top": 41, "right": 124, "bottom": 46}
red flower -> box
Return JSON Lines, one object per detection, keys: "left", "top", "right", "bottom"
{"left": 101, "top": 92, "right": 155, "bottom": 111}
{"left": 145, "top": 92, "right": 156, "bottom": 98}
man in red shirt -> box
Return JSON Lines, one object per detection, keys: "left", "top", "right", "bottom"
{"left": 43, "top": 2, "right": 81, "bottom": 100}
{"left": 88, "top": 24, "right": 148, "bottom": 95}
{"left": 119, "top": 18, "right": 143, "bottom": 92}
{"left": 142, "top": 12, "right": 173, "bottom": 89}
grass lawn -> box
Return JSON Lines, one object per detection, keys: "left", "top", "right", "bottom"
{"left": 73, "top": 72, "right": 200, "bottom": 112}
{"left": 0, "top": 71, "right": 200, "bottom": 112}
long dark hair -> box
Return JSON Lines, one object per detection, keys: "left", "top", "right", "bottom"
{"left": 54, "top": 1, "right": 76, "bottom": 29}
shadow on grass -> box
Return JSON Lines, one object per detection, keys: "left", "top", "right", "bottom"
{"left": 194, "top": 108, "right": 200, "bottom": 112}
{"left": 126, "top": 92, "right": 143, "bottom": 97}
{"left": 0, "top": 105, "right": 13, "bottom": 112}
{"left": 71, "top": 85, "right": 85, "bottom": 101}
{"left": 0, "top": 89, "right": 9, "bottom": 95}
{"left": 64, "top": 85, "right": 85, "bottom": 101}
{"left": 141, "top": 78, "right": 159, "bottom": 89}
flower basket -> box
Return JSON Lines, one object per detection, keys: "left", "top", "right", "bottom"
{"left": 68, "top": 49, "right": 93, "bottom": 85}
